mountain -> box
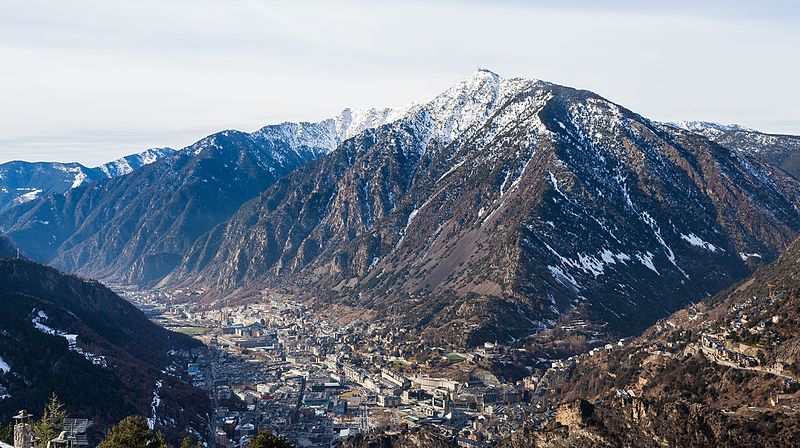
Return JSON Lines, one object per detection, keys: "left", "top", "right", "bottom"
{"left": 671, "top": 121, "right": 800, "bottom": 179}
{"left": 0, "top": 110, "right": 406, "bottom": 286}
{"left": 500, "top": 236, "right": 800, "bottom": 448}
{"left": 0, "top": 148, "right": 175, "bottom": 212}
{"left": 0, "top": 257, "right": 208, "bottom": 442}
{"left": 95, "top": 147, "right": 176, "bottom": 177}
{"left": 350, "top": 236, "right": 800, "bottom": 447}
{"left": 173, "top": 70, "right": 800, "bottom": 346}
{"left": 4, "top": 71, "right": 800, "bottom": 348}
{"left": 0, "top": 162, "right": 104, "bottom": 212}
{"left": 0, "top": 236, "right": 16, "bottom": 258}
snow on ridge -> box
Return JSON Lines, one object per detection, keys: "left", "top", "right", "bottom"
{"left": 335, "top": 105, "right": 418, "bottom": 141}
{"left": 97, "top": 147, "right": 175, "bottom": 177}
{"left": 251, "top": 105, "right": 417, "bottom": 160}
{"left": 669, "top": 120, "right": 753, "bottom": 134}
{"left": 250, "top": 69, "right": 539, "bottom": 160}
{"left": 420, "top": 69, "right": 537, "bottom": 145}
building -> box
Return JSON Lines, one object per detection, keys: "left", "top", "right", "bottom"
{"left": 412, "top": 374, "right": 460, "bottom": 393}
{"left": 377, "top": 395, "right": 401, "bottom": 407}
{"left": 381, "top": 368, "right": 411, "bottom": 389}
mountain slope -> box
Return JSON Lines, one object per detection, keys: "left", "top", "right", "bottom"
{"left": 175, "top": 70, "right": 800, "bottom": 345}
{"left": 0, "top": 162, "right": 105, "bottom": 212}
{"left": 0, "top": 148, "right": 175, "bottom": 213}
{"left": 0, "top": 257, "right": 208, "bottom": 440}
{"left": 0, "top": 236, "right": 16, "bottom": 258}
{"left": 671, "top": 121, "right": 800, "bottom": 179}
{"left": 507, "top": 236, "right": 800, "bottom": 447}
{"left": 0, "top": 110, "right": 404, "bottom": 285}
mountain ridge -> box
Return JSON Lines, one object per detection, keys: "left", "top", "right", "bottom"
{"left": 4, "top": 70, "right": 800, "bottom": 348}
{"left": 165, "top": 71, "right": 800, "bottom": 346}
{"left": 668, "top": 120, "right": 800, "bottom": 179}
{"left": 0, "top": 147, "right": 175, "bottom": 213}
{"left": 0, "top": 107, "right": 409, "bottom": 286}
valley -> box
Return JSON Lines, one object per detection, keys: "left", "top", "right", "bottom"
{"left": 2, "top": 69, "right": 800, "bottom": 447}
{"left": 123, "top": 287, "right": 553, "bottom": 447}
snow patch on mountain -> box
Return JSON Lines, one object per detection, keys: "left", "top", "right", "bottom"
{"left": 548, "top": 265, "right": 580, "bottom": 291}
{"left": 739, "top": 252, "right": 763, "bottom": 261}
{"left": 0, "top": 355, "right": 10, "bottom": 374}
{"left": 636, "top": 251, "right": 659, "bottom": 274}
{"left": 32, "top": 309, "right": 107, "bottom": 367}
{"left": 148, "top": 379, "right": 162, "bottom": 430}
{"left": 71, "top": 170, "right": 87, "bottom": 188}
{"left": 14, "top": 188, "right": 42, "bottom": 204}
{"left": 680, "top": 233, "right": 718, "bottom": 252}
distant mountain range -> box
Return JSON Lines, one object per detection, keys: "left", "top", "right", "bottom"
{"left": 0, "top": 248, "right": 207, "bottom": 441}
{"left": 670, "top": 120, "right": 800, "bottom": 179}
{"left": 2, "top": 70, "right": 800, "bottom": 348}
{"left": 0, "top": 109, "right": 405, "bottom": 286}
{"left": 0, "top": 147, "right": 174, "bottom": 212}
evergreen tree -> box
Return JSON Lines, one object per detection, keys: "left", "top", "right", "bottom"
{"left": 0, "top": 422, "right": 13, "bottom": 444}
{"left": 179, "top": 436, "right": 200, "bottom": 448}
{"left": 33, "top": 392, "right": 68, "bottom": 445}
{"left": 98, "top": 416, "right": 169, "bottom": 448}
{"left": 249, "top": 432, "right": 294, "bottom": 448}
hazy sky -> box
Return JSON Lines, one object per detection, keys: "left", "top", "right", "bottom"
{"left": 1, "top": 0, "right": 798, "bottom": 165}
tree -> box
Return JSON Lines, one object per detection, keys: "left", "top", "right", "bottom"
{"left": 179, "top": 436, "right": 201, "bottom": 448}
{"left": 99, "top": 416, "right": 169, "bottom": 448}
{"left": 249, "top": 432, "right": 294, "bottom": 448}
{"left": 33, "top": 393, "right": 68, "bottom": 445}
{"left": 0, "top": 422, "right": 13, "bottom": 444}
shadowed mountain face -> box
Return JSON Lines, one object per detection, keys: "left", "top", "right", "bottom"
{"left": 0, "top": 236, "right": 16, "bottom": 258}
{"left": 0, "top": 111, "right": 404, "bottom": 286}
{"left": 169, "top": 71, "right": 800, "bottom": 345}
{"left": 0, "top": 257, "right": 207, "bottom": 441}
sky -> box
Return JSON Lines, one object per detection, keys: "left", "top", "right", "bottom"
{"left": 1, "top": 0, "right": 798, "bottom": 166}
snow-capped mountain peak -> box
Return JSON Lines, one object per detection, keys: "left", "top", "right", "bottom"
{"left": 251, "top": 105, "right": 419, "bottom": 159}
{"left": 334, "top": 105, "right": 418, "bottom": 141}
{"left": 421, "top": 69, "right": 538, "bottom": 143}
{"left": 97, "top": 147, "right": 176, "bottom": 177}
